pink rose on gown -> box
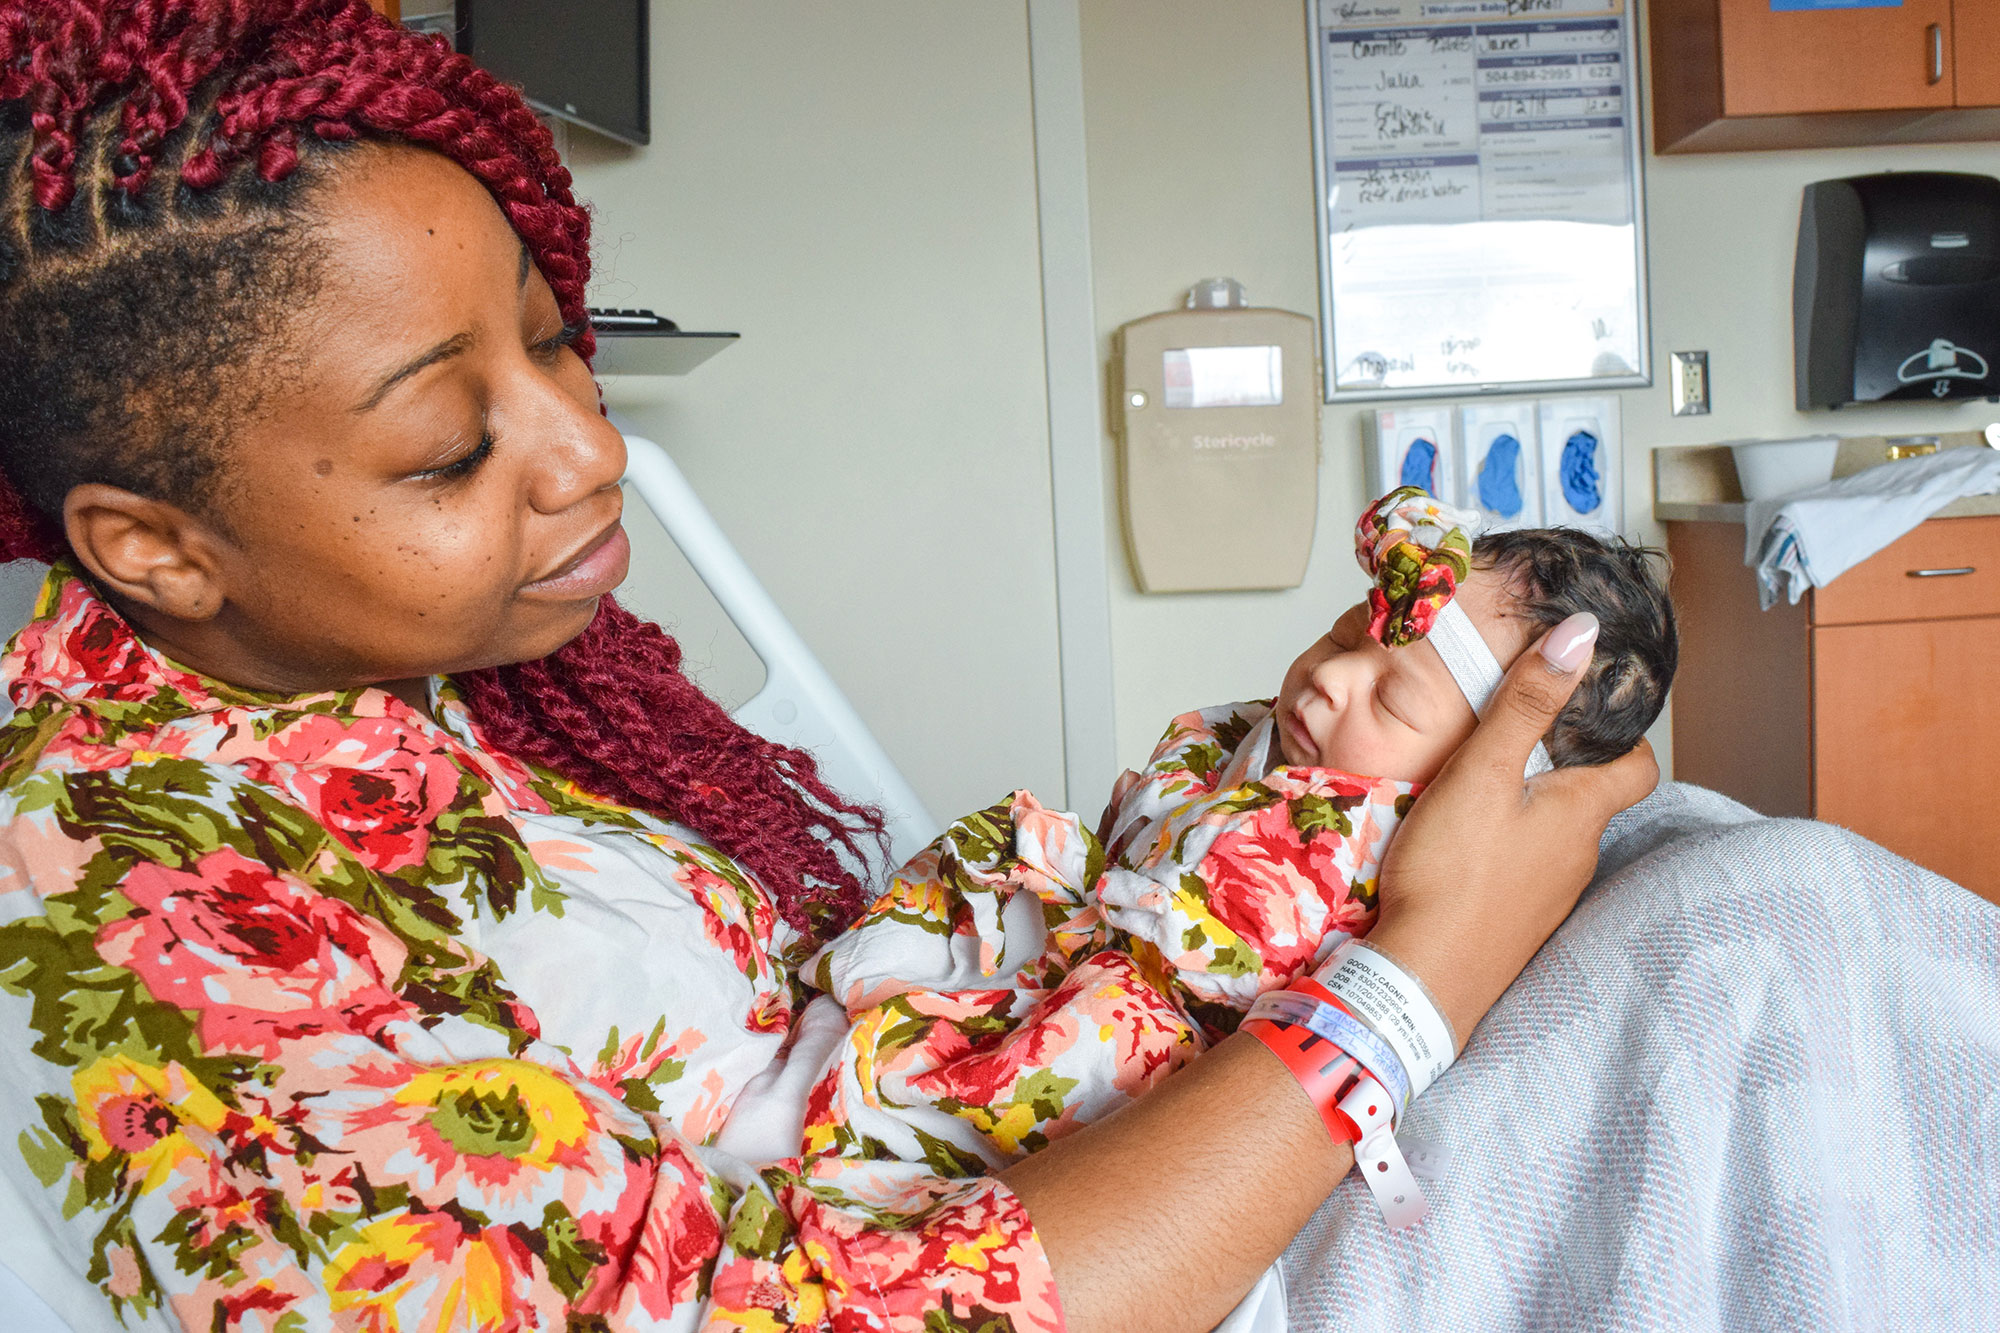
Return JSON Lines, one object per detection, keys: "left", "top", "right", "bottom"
{"left": 234, "top": 714, "right": 465, "bottom": 874}
{"left": 95, "top": 846, "right": 409, "bottom": 1059}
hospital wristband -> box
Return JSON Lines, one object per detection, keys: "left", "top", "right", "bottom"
{"left": 1240, "top": 1002, "right": 1362, "bottom": 1145}
{"left": 1337, "top": 1071, "right": 1430, "bottom": 1230}
{"left": 1240, "top": 987, "right": 1432, "bottom": 1229}
{"left": 1247, "top": 983, "right": 1412, "bottom": 1115}
{"left": 1309, "top": 940, "right": 1458, "bottom": 1100}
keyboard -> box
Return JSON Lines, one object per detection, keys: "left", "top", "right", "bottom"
{"left": 586, "top": 307, "right": 681, "bottom": 333}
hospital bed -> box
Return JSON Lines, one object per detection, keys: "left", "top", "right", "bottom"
{"left": 0, "top": 427, "right": 943, "bottom": 1332}
{"left": 616, "top": 431, "right": 941, "bottom": 875}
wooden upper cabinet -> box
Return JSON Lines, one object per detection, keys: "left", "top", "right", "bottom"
{"left": 1719, "top": 0, "right": 1955, "bottom": 116}
{"left": 1956, "top": 0, "right": 2000, "bottom": 107}
{"left": 1652, "top": 0, "right": 2000, "bottom": 152}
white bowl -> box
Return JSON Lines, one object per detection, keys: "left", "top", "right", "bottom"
{"left": 1730, "top": 436, "right": 1839, "bottom": 502}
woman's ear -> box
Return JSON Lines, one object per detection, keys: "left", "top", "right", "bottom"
{"left": 61, "top": 483, "right": 231, "bottom": 621}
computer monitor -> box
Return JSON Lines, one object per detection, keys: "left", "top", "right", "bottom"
{"left": 456, "top": 1, "right": 649, "bottom": 146}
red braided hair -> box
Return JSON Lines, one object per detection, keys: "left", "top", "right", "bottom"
{"left": 0, "top": 0, "right": 885, "bottom": 935}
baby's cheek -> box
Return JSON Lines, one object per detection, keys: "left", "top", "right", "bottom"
{"left": 1413, "top": 716, "right": 1481, "bottom": 783}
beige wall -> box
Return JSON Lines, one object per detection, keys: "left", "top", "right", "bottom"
{"left": 1079, "top": 0, "right": 2000, "bottom": 776}
{"left": 560, "top": 0, "right": 2000, "bottom": 814}
{"left": 1080, "top": 0, "right": 1337, "bottom": 771}
{"left": 566, "top": 2, "right": 1067, "bottom": 819}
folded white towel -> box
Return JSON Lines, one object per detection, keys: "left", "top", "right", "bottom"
{"left": 1744, "top": 445, "right": 2000, "bottom": 609}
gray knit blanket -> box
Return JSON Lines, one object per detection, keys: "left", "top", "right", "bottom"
{"left": 1278, "top": 781, "right": 2000, "bottom": 1332}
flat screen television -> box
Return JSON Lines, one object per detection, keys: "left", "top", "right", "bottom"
{"left": 457, "top": 1, "right": 649, "bottom": 146}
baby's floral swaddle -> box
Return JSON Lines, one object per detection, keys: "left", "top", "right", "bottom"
{"left": 801, "top": 792, "right": 1196, "bottom": 1172}
{"left": 1096, "top": 700, "right": 1418, "bottom": 1028}
{"left": 799, "top": 698, "right": 1417, "bottom": 1171}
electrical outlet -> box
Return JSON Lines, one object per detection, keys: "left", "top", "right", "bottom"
{"left": 1671, "top": 351, "right": 1710, "bottom": 416}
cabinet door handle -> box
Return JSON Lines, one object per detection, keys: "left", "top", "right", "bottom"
{"left": 1908, "top": 566, "right": 1975, "bottom": 578}
{"left": 1928, "top": 23, "right": 1945, "bottom": 85}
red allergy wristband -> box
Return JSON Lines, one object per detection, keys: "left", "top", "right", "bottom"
{"left": 1241, "top": 978, "right": 1365, "bottom": 1143}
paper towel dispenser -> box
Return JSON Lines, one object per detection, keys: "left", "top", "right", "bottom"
{"left": 1796, "top": 171, "right": 2000, "bottom": 409}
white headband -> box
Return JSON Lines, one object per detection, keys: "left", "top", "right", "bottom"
{"left": 1428, "top": 600, "right": 1554, "bottom": 779}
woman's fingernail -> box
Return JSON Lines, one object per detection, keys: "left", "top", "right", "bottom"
{"left": 1540, "top": 612, "right": 1600, "bottom": 673}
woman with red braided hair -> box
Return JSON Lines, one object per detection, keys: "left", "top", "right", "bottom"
{"left": 0, "top": 4, "right": 1653, "bottom": 1331}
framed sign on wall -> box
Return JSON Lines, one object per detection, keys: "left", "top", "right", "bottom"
{"left": 1308, "top": 0, "right": 1652, "bottom": 402}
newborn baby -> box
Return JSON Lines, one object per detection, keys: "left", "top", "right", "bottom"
{"left": 1095, "top": 493, "right": 1680, "bottom": 1027}
{"left": 773, "top": 489, "right": 1677, "bottom": 1179}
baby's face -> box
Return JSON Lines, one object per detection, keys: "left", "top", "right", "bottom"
{"left": 1274, "top": 570, "right": 1535, "bottom": 783}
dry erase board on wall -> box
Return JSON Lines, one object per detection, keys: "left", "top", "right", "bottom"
{"left": 1309, "top": 0, "right": 1651, "bottom": 402}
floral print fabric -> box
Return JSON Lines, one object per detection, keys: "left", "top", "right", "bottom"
{"left": 0, "top": 565, "right": 1061, "bottom": 1333}
{"left": 799, "top": 700, "right": 1418, "bottom": 1169}
{"left": 801, "top": 793, "right": 1197, "bottom": 1175}
{"left": 1354, "top": 486, "right": 1480, "bottom": 647}
{"left": 1096, "top": 702, "right": 1417, "bottom": 1027}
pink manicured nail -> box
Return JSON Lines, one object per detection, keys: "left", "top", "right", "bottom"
{"left": 1539, "top": 612, "right": 1600, "bottom": 673}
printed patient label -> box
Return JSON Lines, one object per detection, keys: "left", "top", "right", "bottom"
{"left": 1320, "top": 942, "right": 1456, "bottom": 1097}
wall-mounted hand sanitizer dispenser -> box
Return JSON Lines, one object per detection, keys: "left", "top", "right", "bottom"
{"left": 1112, "top": 280, "right": 1319, "bottom": 593}
{"left": 1796, "top": 171, "right": 2000, "bottom": 408}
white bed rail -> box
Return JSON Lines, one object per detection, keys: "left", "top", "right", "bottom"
{"left": 617, "top": 431, "right": 941, "bottom": 882}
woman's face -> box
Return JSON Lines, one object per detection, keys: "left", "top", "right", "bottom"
{"left": 78, "top": 145, "right": 629, "bottom": 695}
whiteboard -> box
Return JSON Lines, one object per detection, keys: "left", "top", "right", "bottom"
{"left": 1308, "top": 0, "right": 1651, "bottom": 402}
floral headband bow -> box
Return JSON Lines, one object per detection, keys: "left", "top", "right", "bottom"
{"left": 1352, "top": 487, "right": 1554, "bottom": 776}
{"left": 1353, "top": 486, "right": 1482, "bottom": 647}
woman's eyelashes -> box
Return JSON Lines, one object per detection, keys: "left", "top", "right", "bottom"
{"left": 413, "top": 432, "right": 494, "bottom": 483}
{"left": 408, "top": 320, "right": 577, "bottom": 484}
{"left": 530, "top": 320, "right": 584, "bottom": 362}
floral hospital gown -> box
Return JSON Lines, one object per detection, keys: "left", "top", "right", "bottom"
{"left": 0, "top": 565, "right": 1061, "bottom": 1333}
{"left": 0, "top": 566, "right": 1420, "bottom": 1333}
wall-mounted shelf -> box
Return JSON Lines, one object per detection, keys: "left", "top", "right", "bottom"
{"left": 593, "top": 331, "right": 739, "bottom": 377}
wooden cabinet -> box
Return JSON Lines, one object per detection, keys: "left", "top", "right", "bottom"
{"left": 1956, "top": 0, "right": 2000, "bottom": 108}
{"left": 1652, "top": 0, "right": 2000, "bottom": 153}
{"left": 1718, "top": 0, "right": 1955, "bottom": 117}
{"left": 1668, "top": 515, "right": 2000, "bottom": 905}
{"left": 1812, "top": 614, "right": 2000, "bottom": 894}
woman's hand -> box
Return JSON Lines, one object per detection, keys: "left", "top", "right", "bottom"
{"left": 1369, "top": 612, "right": 1661, "bottom": 1046}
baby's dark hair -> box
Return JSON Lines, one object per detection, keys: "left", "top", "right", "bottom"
{"left": 1471, "top": 528, "right": 1678, "bottom": 767}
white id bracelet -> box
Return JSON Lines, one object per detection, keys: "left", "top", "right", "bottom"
{"left": 1311, "top": 940, "right": 1458, "bottom": 1100}
{"left": 1338, "top": 1074, "right": 1430, "bottom": 1229}
{"left": 1241, "top": 986, "right": 1435, "bottom": 1230}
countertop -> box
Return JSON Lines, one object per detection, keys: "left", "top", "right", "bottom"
{"left": 1653, "top": 431, "right": 2000, "bottom": 523}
